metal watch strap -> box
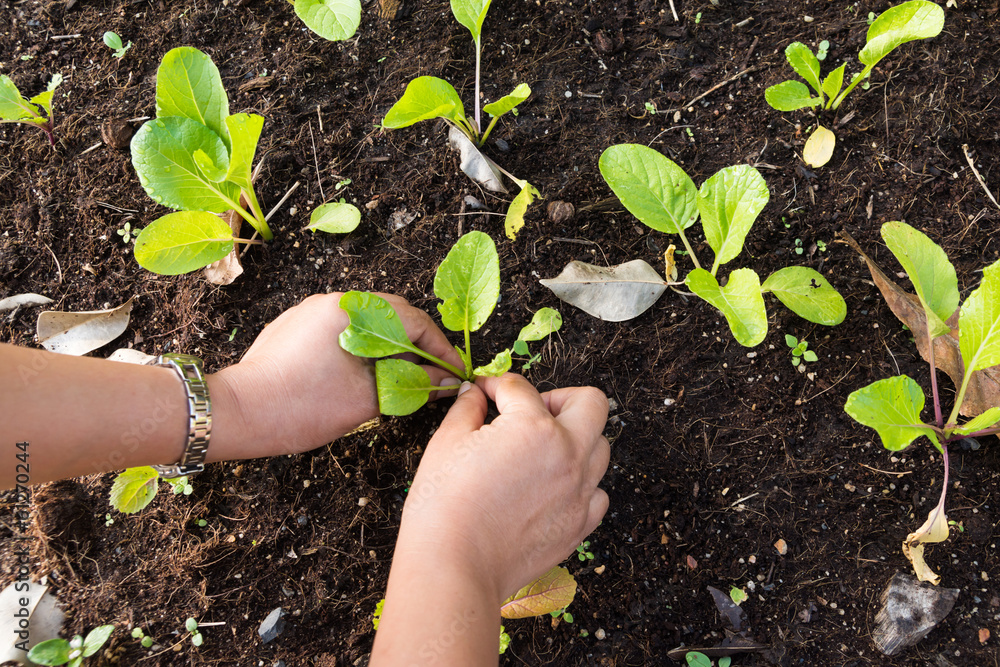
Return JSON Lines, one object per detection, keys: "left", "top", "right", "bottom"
{"left": 150, "top": 353, "right": 212, "bottom": 477}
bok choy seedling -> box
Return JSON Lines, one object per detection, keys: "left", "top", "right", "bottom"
{"left": 844, "top": 221, "right": 1000, "bottom": 585}
{"left": 286, "top": 0, "right": 361, "bottom": 42}
{"left": 0, "top": 72, "right": 63, "bottom": 146}
{"left": 338, "top": 231, "right": 561, "bottom": 415}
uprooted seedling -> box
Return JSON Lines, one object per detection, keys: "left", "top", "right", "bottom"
{"left": 764, "top": 0, "right": 944, "bottom": 167}
{"left": 0, "top": 72, "right": 63, "bottom": 146}
{"left": 338, "top": 230, "right": 561, "bottom": 415}
{"left": 843, "top": 222, "right": 1000, "bottom": 584}
{"left": 541, "top": 144, "right": 845, "bottom": 347}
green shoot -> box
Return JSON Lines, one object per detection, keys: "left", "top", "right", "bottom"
{"left": 102, "top": 31, "right": 132, "bottom": 58}
{"left": 0, "top": 72, "right": 63, "bottom": 145}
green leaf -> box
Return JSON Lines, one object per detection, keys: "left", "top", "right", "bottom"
{"left": 27, "top": 638, "right": 71, "bottom": 666}
{"left": 434, "top": 231, "right": 500, "bottom": 333}
{"left": 29, "top": 73, "right": 63, "bottom": 119}
{"left": 451, "top": 0, "right": 492, "bottom": 44}
{"left": 844, "top": 375, "right": 936, "bottom": 451}
{"left": 761, "top": 266, "right": 846, "bottom": 326}
{"left": 131, "top": 117, "right": 240, "bottom": 213}
{"left": 498, "top": 627, "right": 511, "bottom": 654}
{"left": 697, "top": 165, "right": 769, "bottom": 269}
{"left": 784, "top": 42, "right": 823, "bottom": 99}
{"left": 954, "top": 407, "right": 1000, "bottom": 435}
{"left": 688, "top": 268, "right": 768, "bottom": 347}
{"left": 155, "top": 47, "right": 230, "bottom": 148}
{"left": 185, "top": 618, "right": 199, "bottom": 633}
{"left": 0, "top": 74, "right": 37, "bottom": 121}
{"left": 224, "top": 113, "right": 264, "bottom": 191}
{"left": 294, "top": 0, "right": 362, "bottom": 41}
{"left": 684, "top": 652, "right": 712, "bottom": 667}
{"left": 504, "top": 179, "right": 540, "bottom": 240}
{"left": 501, "top": 566, "right": 577, "bottom": 619}
{"left": 474, "top": 349, "right": 512, "bottom": 377}
{"left": 959, "top": 259, "right": 1000, "bottom": 374}
{"left": 513, "top": 339, "right": 529, "bottom": 355}
{"left": 338, "top": 291, "right": 416, "bottom": 357}
{"left": 306, "top": 201, "right": 361, "bottom": 234}
{"left": 483, "top": 83, "right": 531, "bottom": 117}
{"left": 192, "top": 148, "right": 228, "bottom": 182}
{"left": 376, "top": 359, "right": 433, "bottom": 416}
{"left": 103, "top": 31, "right": 124, "bottom": 50}
{"left": 599, "top": 144, "right": 698, "bottom": 235}
{"left": 110, "top": 466, "right": 160, "bottom": 514}
{"left": 383, "top": 76, "right": 468, "bottom": 130}
{"left": 803, "top": 350, "right": 818, "bottom": 362}
{"left": 881, "top": 221, "right": 959, "bottom": 338}
{"left": 764, "top": 80, "right": 821, "bottom": 111}
{"left": 822, "top": 63, "right": 846, "bottom": 101}
{"left": 134, "top": 211, "right": 235, "bottom": 275}
{"left": 517, "top": 307, "right": 563, "bottom": 342}
{"left": 785, "top": 333, "right": 798, "bottom": 348}
{"left": 83, "top": 625, "right": 116, "bottom": 657}
{"left": 860, "top": 0, "right": 945, "bottom": 67}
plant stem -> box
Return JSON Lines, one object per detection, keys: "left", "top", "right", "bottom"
{"left": 831, "top": 66, "right": 871, "bottom": 110}
{"left": 925, "top": 319, "right": 944, "bottom": 428}
{"left": 961, "top": 426, "right": 1000, "bottom": 439}
{"left": 478, "top": 114, "right": 500, "bottom": 147}
{"left": 405, "top": 344, "right": 468, "bottom": 381}
{"left": 243, "top": 187, "right": 274, "bottom": 241}
{"left": 473, "top": 39, "right": 482, "bottom": 134}
{"left": 463, "top": 327, "right": 473, "bottom": 378}
{"left": 676, "top": 229, "right": 702, "bottom": 271}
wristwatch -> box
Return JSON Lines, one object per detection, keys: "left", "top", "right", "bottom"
{"left": 150, "top": 353, "right": 212, "bottom": 477}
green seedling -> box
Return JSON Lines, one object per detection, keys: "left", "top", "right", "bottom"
{"left": 765, "top": 1, "right": 944, "bottom": 167}
{"left": 131, "top": 627, "right": 154, "bottom": 649}
{"left": 286, "top": 0, "right": 361, "bottom": 42}
{"left": 109, "top": 467, "right": 193, "bottom": 514}
{"left": 104, "top": 513, "right": 114, "bottom": 527}
{"left": 550, "top": 608, "right": 574, "bottom": 623}
{"left": 816, "top": 239, "right": 827, "bottom": 252}
{"left": 196, "top": 518, "right": 208, "bottom": 527}
{"left": 794, "top": 238, "right": 804, "bottom": 255}
{"left": 102, "top": 31, "right": 132, "bottom": 58}
{"left": 0, "top": 72, "right": 63, "bottom": 145}
{"left": 685, "top": 653, "right": 731, "bottom": 667}
{"left": 542, "top": 144, "right": 846, "bottom": 347}
{"left": 729, "top": 586, "right": 748, "bottom": 605}
{"left": 116, "top": 221, "right": 141, "bottom": 244}
{"left": 816, "top": 39, "right": 830, "bottom": 61}
{"left": 185, "top": 618, "right": 203, "bottom": 647}
{"left": 644, "top": 101, "right": 657, "bottom": 115}
{"left": 845, "top": 221, "right": 1000, "bottom": 584}
{"left": 382, "top": 0, "right": 539, "bottom": 240}
{"left": 335, "top": 177, "right": 352, "bottom": 190}
{"left": 785, "top": 334, "right": 818, "bottom": 367}
{"left": 27, "top": 625, "right": 114, "bottom": 667}
{"left": 339, "top": 231, "right": 561, "bottom": 415}
{"left": 576, "top": 541, "right": 595, "bottom": 561}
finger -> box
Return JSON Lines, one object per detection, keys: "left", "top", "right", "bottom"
{"left": 431, "top": 382, "right": 488, "bottom": 442}
{"left": 588, "top": 435, "right": 611, "bottom": 487}
{"left": 378, "top": 294, "right": 465, "bottom": 372}
{"left": 475, "top": 373, "right": 549, "bottom": 417}
{"left": 541, "top": 386, "right": 609, "bottom": 440}
{"left": 583, "top": 488, "right": 609, "bottom": 538}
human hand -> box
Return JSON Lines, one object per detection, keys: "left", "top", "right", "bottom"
{"left": 395, "top": 374, "right": 610, "bottom": 603}
{"left": 208, "top": 292, "right": 464, "bottom": 462}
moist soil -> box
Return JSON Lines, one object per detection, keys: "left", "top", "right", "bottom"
{"left": 2, "top": 0, "right": 1000, "bottom": 665}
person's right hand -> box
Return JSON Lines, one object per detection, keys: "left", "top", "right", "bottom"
{"left": 395, "top": 373, "right": 611, "bottom": 604}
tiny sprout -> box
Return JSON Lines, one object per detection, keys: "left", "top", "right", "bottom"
{"left": 816, "top": 239, "right": 828, "bottom": 252}
{"left": 105, "top": 513, "right": 114, "bottom": 527}
{"left": 816, "top": 40, "right": 830, "bottom": 61}
{"left": 576, "top": 541, "right": 595, "bottom": 561}
{"left": 335, "top": 178, "right": 352, "bottom": 191}
{"left": 549, "top": 608, "right": 574, "bottom": 623}
{"left": 948, "top": 520, "right": 964, "bottom": 533}
{"left": 729, "top": 586, "right": 748, "bottom": 605}
{"left": 197, "top": 519, "right": 208, "bottom": 527}
{"left": 102, "top": 31, "right": 133, "bottom": 59}
{"left": 867, "top": 11, "right": 877, "bottom": 24}
{"left": 694, "top": 12, "right": 702, "bottom": 23}
{"left": 116, "top": 221, "right": 141, "bottom": 244}
{"left": 794, "top": 238, "right": 804, "bottom": 255}
{"left": 785, "top": 334, "right": 818, "bottom": 367}
{"left": 644, "top": 101, "right": 657, "bottom": 115}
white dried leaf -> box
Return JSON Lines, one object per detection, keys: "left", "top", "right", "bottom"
{"left": 36, "top": 297, "right": 135, "bottom": 356}
{"left": 204, "top": 208, "right": 244, "bottom": 285}
{"left": 0, "top": 294, "right": 53, "bottom": 312}
{"left": 540, "top": 259, "right": 669, "bottom": 322}
{"left": 448, "top": 125, "right": 507, "bottom": 193}
{"left": 107, "top": 348, "right": 157, "bottom": 365}
{"left": 0, "top": 581, "right": 65, "bottom": 664}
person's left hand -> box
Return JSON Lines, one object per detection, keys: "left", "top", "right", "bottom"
{"left": 207, "top": 292, "right": 463, "bottom": 462}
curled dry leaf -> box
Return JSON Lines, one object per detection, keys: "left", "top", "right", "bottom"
{"left": 873, "top": 572, "right": 959, "bottom": 656}
{"left": 107, "top": 348, "right": 157, "bottom": 364}
{"left": 902, "top": 504, "right": 949, "bottom": 585}
{"left": 203, "top": 200, "right": 245, "bottom": 286}
{"left": 840, "top": 230, "right": 1000, "bottom": 417}
{"left": 448, "top": 125, "right": 506, "bottom": 193}
{"left": 540, "top": 259, "right": 670, "bottom": 322}
{"left": 0, "top": 293, "right": 53, "bottom": 311}
{"left": 36, "top": 297, "right": 135, "bottom": 356}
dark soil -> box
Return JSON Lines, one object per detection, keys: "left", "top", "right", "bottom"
{"left": 3, "top": 0, "right": 1000, "bottom": 665}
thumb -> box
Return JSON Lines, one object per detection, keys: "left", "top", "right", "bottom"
{"left": 433, "top": 381, "right": 488, "bottom": 442}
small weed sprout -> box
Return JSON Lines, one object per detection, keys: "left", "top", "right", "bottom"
{"left": 686, "top": 652, "right": 732, "bottom": 667}
{"left": 576, "top": 541, "right": 595, "bottom": 561}
{"left": 131, "top": 627, "right": 154, "bottom": 649}
{"left": 104, "top": 513, "right": 114, "bottom": 527}
{"left": 785, "top": 334, "right": 818, "bottom": 367}
{"left": 27, "top": 625, "right": 114, "bottom": 666}
{"left": 550, "top": 608, "right": 574, "bottom": 624}
{"left": 186, "top": 618, "right": 203, "bottom": 647}
{"left": 116, "top": 221, "right": 141, "bottom": 244}
{"left": 644, "top": 101, "right": 657, "bottom": 115}
{"left": 102, "top": 31, "right": 132, "bottom": 58}
{"left": 729, "top": 586, "right": 748, "bottom": 605}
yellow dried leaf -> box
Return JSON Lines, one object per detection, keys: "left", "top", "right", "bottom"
{"left": 902, "top": 505, "right": 949, "bottom": 585}
{"left": 664, "top": 244, "right": 678, "bottom": 282}
{"left": 500, "top": 566, "right": 576, "bottom": 619}
{"left": 803, "top": 125, "right": 836, "bottom": 168}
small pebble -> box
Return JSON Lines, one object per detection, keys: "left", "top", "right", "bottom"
{"left": 595, "top": 628, "right": 606, "bottom": 640}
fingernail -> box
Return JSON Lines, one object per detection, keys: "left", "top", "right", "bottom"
{"left": 439, "top": 377, "right": 461, "bottom": 388}
{"left": 457, "top": 381, "right": 473, "bottom": 396}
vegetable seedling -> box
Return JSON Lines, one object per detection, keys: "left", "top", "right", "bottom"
{"left": 0, "top": 72, "right": 63, "bottom": 145}
{"left": 381, "top": 0, "right": 540, "bottom": 240}
{"left": 844, "top": 221, "right": 1000, "bottom": 584}
{"left": 765, "top": 0, "right": 943, "bottom": 167}
{"left": 287, "top": 0, "right": 361, "bottom": 42}
{"left": 116, "top": 222, "right": 141, "bottom": 244}
{"left": 27, "top": 625, "right": 114, "bottom": 667}
{"left": 550, "top": 608, "right": 574, "bottom": 624}
{"left": 131, "top": 627, "right": 154, "bottom": 649}
{"left": 338, "top": 231, "right": 561, "bottom": 415}
{"left": 185, "top": 618, "right": 204, "bottom": 647}
{"left": 109, "top": 466, "right": 193, "bottom": 514}
{"left": 102, "top": 31, "right": 132, "bottom": 58}
{"left": 576, "top": 541, "right": 595, "bottom": 561}
{"left": 785, "top": 334, "right": 818, "bottom": 367}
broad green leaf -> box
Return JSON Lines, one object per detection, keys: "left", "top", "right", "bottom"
{"left": 376, "top": 359, "right": 432, "bottom": 416}
{"left": 83, "top": 625, "right": 116, "bottom": 657}
{"left": 294, "top": 0, "right": 362, "bottom": 42}
{"left": 844, "top": 375, "right": 936, "bottom": 451}
{"left": 27, "top": 639, "right": 71, "bottom": 666}
{"left": 517, "top": 307, "right": 563, "bottom": 342}
{"left": 954, "top": 407, "right": 1000, "bottom": 436}
{"left": 193, "top": 148, "right": 228, "bottom": 182}
{"left": 881, "top": 221, "right": 959, "bottom": 338}
{"left": 383, "top": 76, "right": 468, "bottom": 129}
{"left": 435, "top": 231, "right": 500, "bottom": 333}
{"left": 500, "top": 566, "right": 576, "bottom": 619}
{"left": 685, "top": 653, "right": 712, "bottom": 667}
{"left": 134, "top": 211, "right": 235, "bottom": 275}
{"left": 451, "top": 0, "right": 492, "bottom": 44}
{"left": 306, "top": 201, "right": 362, "bottom": 234}
{"left": 697, "top": 165, "right": 769, "bottom": 269}
{"left": 224, "top": 113, "right": 264, "bottom": 191}
{"left": 505, "top": 179, "right": 540, "bottom": 240}
{"left": 474, "top": 349, "right": 512, "bottom": 377}
{"left": 131, "top": 116, "right": 240, "bottom": 213}
{"left": 860, "top": 0, "right": 945, "bottom": 67}
{"left": 110, "top": 466, "right": 159, "bottom": 514}
{"left": 513, "top": 340, "right": 529, "bottom": 355}
{"left": 483, "top": 83, "right": 531, "bottom": 117}
{"left": 822, "top": 63, "right": 846, "bottom": 101}
{"left": 0, "top": 74, "right": 37, "bottom": 121}
{"left": 103, "top": 31, "right": 124, "bottom": 50}
{"left": 762, "top": 266, "right": 846, "bottom": 325}
{"left": 959, "top": 259, "right": 1000, "bottom": 374}
{"left": 784, "top": 42, "right": 823, "bottom": 98}
{"left": 803, "top": 125, "right": 836, "bottom": 168}
{"left": 29, "top": 73, "right": 62, "bottom": 119}
{"left": 599, "top": 144, "right": 698, "bottom": 235}
{"left": 338, "top": 291, "right": 414, "bottom": 357}
{"left": 764, "top": 80, "right": 821, "bottom": 111}
{"left": 155, "top": 47, "right": 230, "bottom": 148}
{"left": 687, "top": 268, "right": 768, "bottom": 347}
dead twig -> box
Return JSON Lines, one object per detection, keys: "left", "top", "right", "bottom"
{"left": 962, "top": 144, "right": 1000, "bottom": 212}
{"left": 666, "top": 66, "right": 761, "bottom": 114}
